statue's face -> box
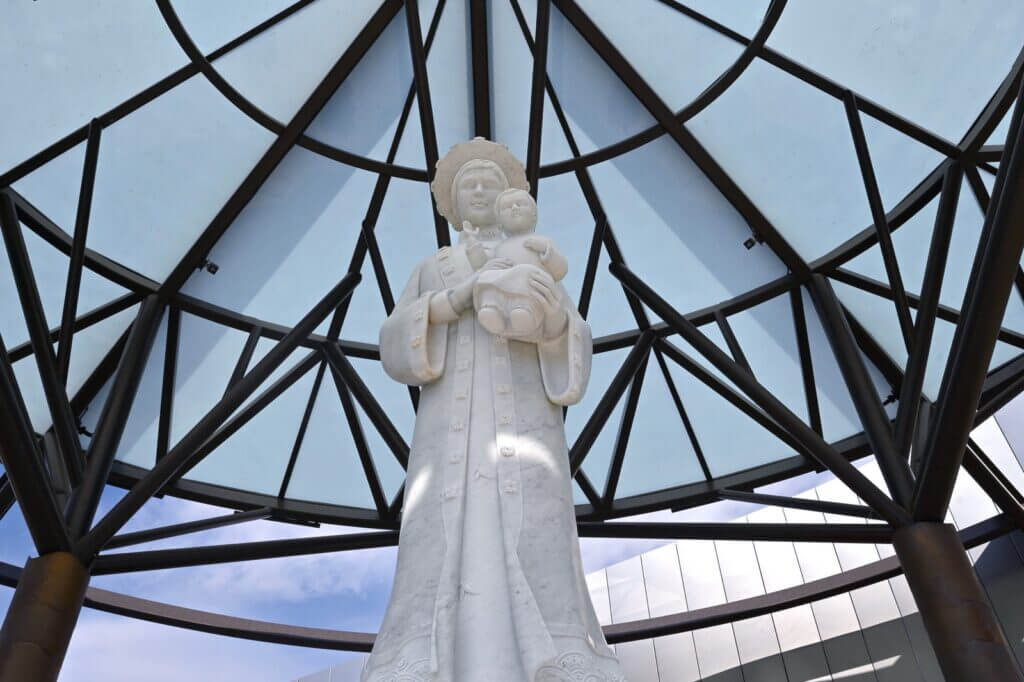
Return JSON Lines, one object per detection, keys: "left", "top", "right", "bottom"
{"left": 456, "top": 166, "right": 505, "bottom": 226}
{"left": 496, "top": 190, "right": 537, "bottom": 235}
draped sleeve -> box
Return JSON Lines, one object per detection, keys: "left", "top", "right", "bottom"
{"left": 379, "top": 259, "right": 453, "bottom": 386}
{"left": 537, "top": 286, "right": 592, "bottom": 406}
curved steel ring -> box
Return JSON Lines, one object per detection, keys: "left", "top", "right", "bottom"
{"left": 157, "top": 0, "right": 785, "bottom": 181}
{"left": 0, "top": 515, "right": 1010, "bottom": 651}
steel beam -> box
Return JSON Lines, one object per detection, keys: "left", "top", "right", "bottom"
{"left": 104, "top": 507, "right": 273, "bottom": 550}
{"left": 8, "top": 293, "right": 142, "bottom": 364}
{"left": 830, "top": 266, "right": 1024, "bottom": 351}
{"left": 717, "top": 488, "right": 879, "bottom": 519}
{"left": 611, "top": 262, "right": 910, "bottom": 525}
{"left": 77, "top": 274, "right": 360, "bottom": 559}
{"left": 155, "top": 307, "right": 180, "bottom": 462}
{"left": 0, "top": 476, "right": 13, "bottom": 521}
{"left": 278, "top": 362, "right": 326, "bottom": 500}
{"left": 328, "top": 356, "right": 390, "bottom": 516}
{"left": 552, "top": 0, "right": 807, "bottom": 277}
{"left": 404, "top": 0, "right": 449, "bottom": 247}
{"left": 807, "top": 275, "right": 914, "bottom": 506}
{"left": 525, "top": 0, "right": 551, "bottom": 193}
{"left": 844, "top": 91, "right": 915, "bottom": 349}
{"left": 468, "top": 0, "right": 491, "bottom": 139}
{"left": 963, "top": 440, "right": 1024, "bottom": 530}
{"left": 653, "top": 347, "right": 712, "bottom": 480}
{"left": 92, "top": 530, "right": 399, "bottom": 575}
{"left": 714, "top": 310, "right": 751, "bottom": 373}
{"left": 789, "top": 288, "right": 823, "bottom": 434}
{"left": 570, "top": 331, "right": 653, "bottom": 474}
{"left": 0, "top": 191, "right": 83, "bottom": 485}
{"left": 225, "top": 325, "right": 261, "bottom": 396}
{"left": 158, "top": 0, "right": 402, "bottom": 296}
{"left": 323, "top": 343, "right": 409, "bottom": 470}
{"left": 0, "top": 336, "right": 71, "bottom": 554}
{"left": 577, "top": 521, "right": 893, "bottom": 544}
{"left": 913, "top": 84, "right": 1024, "bottom": 521}
{"left": 56, "top": 119, "right": 102, "bottom": 383}
{"left": 893, "top": 164, "right": 962, "bottom": 458}
{"left": 66, "top": 296, "right": 164, "bottom": 539}
{"left": 602, "top": 353, "right": 648, "bottom": 505}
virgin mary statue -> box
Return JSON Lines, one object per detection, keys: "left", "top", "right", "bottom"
{"left": 363, "top": 139, "right": 625, "bottom": 682}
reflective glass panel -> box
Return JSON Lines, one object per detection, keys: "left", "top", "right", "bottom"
{"left": 0, "top": 224, "right": 127, "bottom": 350}
{"left": 565, "top": 346, "right": 630, "bottom": 491}
{"left": 89, "top": 76, "right": 275, "bottom": 280}
{"left": 675, "top": 0, "right": 771, "bottom": 38}
{"left": 111, "top": 312, "right": 168, "bottom": 469}
{"left": 663, "top": 336, "right": 796, "bottom": 478}
{"left": 182, "top": 146, "right": 376, "bottom": 330}
{"left": 171, "top": 0, "right": 300, "bottom": 53}
{"left": 0, "top": 2, "right": 186, "bottom": 172}
{"left": 349, "top": 356, "right": 414, "bottom": 502}
{"left": 170, "top": 313, "right": 253, "bottom": 445}
{"left": 186, "top": 357, "right": 317, "bottom": 495}
{"left": 690, "top": 57, "right": 942, "bottom": 262}
{"left": 617, "top": 358, "right": 705, "bottom": 497}
{"left": 577, "top": 0, "right": 744, "bottom": 113}
{"left": 285, "top": 371, "right": 376, "bottom": 508}
{"left": 212, "top": 0, "right": 383, "bottom": 122}
{"left": 547, "top": 5, "right": 658, "bottom": 153}
{"left": 587, "top": 134, "right": 788, "bottom": 316}
{"left": 767, "top": 0, "right": 1024, "bottom": 142}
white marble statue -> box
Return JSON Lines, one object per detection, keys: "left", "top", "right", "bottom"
{"left": 365, "top": 138, "right": 625, "bottom": 682}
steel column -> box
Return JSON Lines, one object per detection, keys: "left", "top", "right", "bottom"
{"left": 914, "top": 83, "right": 1024, "bottom": 521}
{"left": 0, "top": 553, "right": 90, "bottom": 682}
{"left": 893, "top": 523, "right": 1024, "bottom": 681}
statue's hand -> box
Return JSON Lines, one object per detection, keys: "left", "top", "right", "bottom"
{"left": 448, "top": 258, "right": 514, "bottom": 314}
{"left": 528, "top": 271, "right": 568, "bottom": 340}
{"left": 523, "top": 237, "right": 551, "bottom": 259}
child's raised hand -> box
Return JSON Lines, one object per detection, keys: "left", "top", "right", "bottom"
{"left": 523, "top": 237, "right": 550, "bottom": 256}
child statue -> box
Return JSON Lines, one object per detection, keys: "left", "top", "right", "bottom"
{"left": 464, "top": 188, "right": 569, "bottom": 339}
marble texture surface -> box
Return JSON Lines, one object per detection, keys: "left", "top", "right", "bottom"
{"left": 362, "top": 139, "right": 624, "bottom": 681}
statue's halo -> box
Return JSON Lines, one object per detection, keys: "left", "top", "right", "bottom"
{"left": 431, "top": 137, "right": 530, "bottom": 228}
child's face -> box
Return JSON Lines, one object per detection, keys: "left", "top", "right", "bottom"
{"left": 496, "top": 191, "right": 537, "bottom": 235}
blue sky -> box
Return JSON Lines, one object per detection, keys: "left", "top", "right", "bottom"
{"left": 0, "top": 483, "right": 682, "bottom": 681}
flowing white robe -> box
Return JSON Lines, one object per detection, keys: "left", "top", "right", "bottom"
{"left": 363, "top": 240, "right": 625, "bottom": 682}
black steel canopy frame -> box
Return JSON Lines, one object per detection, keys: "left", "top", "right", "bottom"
{"left": 2, "top": 1, "right": 1024, "bottom": 680}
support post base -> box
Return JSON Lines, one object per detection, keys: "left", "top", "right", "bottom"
{"left": 894, "top": 522, "right": 1023, "bottom": 681}
{"left": 0, "top": 552, "right": 89, "bottom": 682}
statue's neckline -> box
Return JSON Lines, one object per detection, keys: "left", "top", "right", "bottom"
{"left": 471, "top": 226, "right": 503, "bottom": 242}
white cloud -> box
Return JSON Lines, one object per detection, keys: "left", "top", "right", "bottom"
{"left": 61, "top": 609, "right": 351, "bottom": 682}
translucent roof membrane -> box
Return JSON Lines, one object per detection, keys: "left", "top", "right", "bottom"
{"left": 2, "top": 0, "right": 1023, "bottom": 522}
